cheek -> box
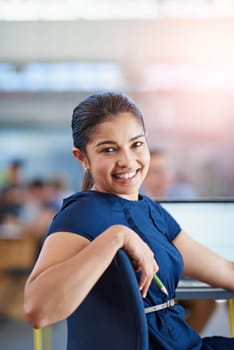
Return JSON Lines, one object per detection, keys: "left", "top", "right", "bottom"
{"left": 143, "top": 151, "right": 150, "bottom": 170}
{"left": 91, "top": 158, "right": 109, "bottom": 175}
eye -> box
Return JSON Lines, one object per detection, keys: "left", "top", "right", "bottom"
{"left": 133, "top": 141, "right": 143, "bottom": 148}
{"left": 101, "top": 146, "right": 116, "bottom": 153}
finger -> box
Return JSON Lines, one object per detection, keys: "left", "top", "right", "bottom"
{"left": 139, "top": 265, "right": 155, "bottom": 297}
{"left": 141, "top": 275, "right": 153, "bottom": 298}
{"left": 153, "top": 260, "right": 159, "bottom": 274}
{"left": 139, "top": 271, "right": 147, "bottom": 292}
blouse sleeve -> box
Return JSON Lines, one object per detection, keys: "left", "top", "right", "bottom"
{"left": 47, "top": 192, "right": 112, "bottom": 241}
{"left": 148, "top": 199, "right": 182, "bottom": 241}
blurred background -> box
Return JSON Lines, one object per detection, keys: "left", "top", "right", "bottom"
{"left": 1, "top": 0, "right": 234, "bottom": 349}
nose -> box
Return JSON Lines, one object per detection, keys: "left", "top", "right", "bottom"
{"left": 116, "top": 149, "right": 133, "bottom": 167}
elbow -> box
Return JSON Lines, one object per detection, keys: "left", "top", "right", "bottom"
{"left": 24, "top": 279, "right": 51, "bottom": 329}
{"left": 24, "top": 299, "right": 50, "bottom": 329}
{"left": 24, "top": 306, "right": 42, "bottom": 329}
{"left": 24, "top": 302, "right": 67, "bottom": 329}
{"left": 24, "top": 292, "right": 67, "bottom": 329}
{"left": 24, "top": 279, "right": 72, "bottom": 328}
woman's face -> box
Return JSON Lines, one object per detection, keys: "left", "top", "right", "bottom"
{"left": 83, "top": 112, "right": 150, "bottom": 200}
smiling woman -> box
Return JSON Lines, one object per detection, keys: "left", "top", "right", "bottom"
{"left": 72, "top": 110, "right": 150, "bottom": 200}
{"left": 71, "top": 92, "right": 150, "bottom": 198}
{"left": 24, "top": 92, "right": 234, "bottom": 350}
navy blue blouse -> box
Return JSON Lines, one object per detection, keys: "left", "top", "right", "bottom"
{"left": 48, "top": 190, "right": 202, "bottom": 350}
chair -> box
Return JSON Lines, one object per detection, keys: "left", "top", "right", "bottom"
{"left": 34, "top": 249, "right": 148, "bottom": 350}
{"left": 66, "top": 248, "right": 148, "bottom": 350}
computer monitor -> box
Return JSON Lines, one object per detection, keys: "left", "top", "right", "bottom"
{"left": 160, "top": 200, "right": 234, "bottom": 261}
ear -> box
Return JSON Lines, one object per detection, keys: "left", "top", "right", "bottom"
{"left": 72, "top": 147, "right": 89, "bottom": 169}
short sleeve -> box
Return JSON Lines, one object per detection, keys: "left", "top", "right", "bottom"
{"left": 47, "top": 192, "right": 112, "bottom": 241}
{"left": 146, "top": 198, "right": 181, "bottom": 241}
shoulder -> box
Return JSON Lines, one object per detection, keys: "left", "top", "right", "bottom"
{"left": 142, "top": 195, "right": 181, "bottom": 240}
{"left": 48, "top": 191, "right": 114, "bottom": 240}
{"left": 62, "top": 190, "right": 113, "bottom": 212}
{"left": 141, "top": 194, "right": 165, "bottom": 214}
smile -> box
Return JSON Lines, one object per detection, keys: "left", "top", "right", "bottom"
{"left": 115, "top": 171, "right": 136, "bottom": 180}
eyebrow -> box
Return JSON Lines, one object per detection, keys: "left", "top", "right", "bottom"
{"left": 95, "top": 133, "right": 145, "bottom": 147}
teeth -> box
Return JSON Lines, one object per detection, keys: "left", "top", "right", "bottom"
{"left": 116, "top": 171, "right": 136, "bottom": 179}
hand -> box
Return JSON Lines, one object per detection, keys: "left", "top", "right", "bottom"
{"left": 121, "top": 226, "right": 159, "bottom": 298}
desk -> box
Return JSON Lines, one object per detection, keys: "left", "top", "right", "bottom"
{"left": 0, "top": 236, "right": 37, "bottom": 269}
{"left": 160, "top": 200, "right": 234, "bottom": 336}
{"left": 176, "top": 281, "right": 234, "bottom": 336}
{"left": 0, "top": 235, "right": 38, "bottom": 319}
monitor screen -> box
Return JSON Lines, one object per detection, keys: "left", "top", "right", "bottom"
{"left": 160, "top": 200, "right": 234, "bottom": 261}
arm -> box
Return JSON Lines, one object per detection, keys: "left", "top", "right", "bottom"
{"left": 24, "top": 225, "right": 158, "bottom": 329}
{"left": 173, "top": 230, "right": 234, "bottom": 290}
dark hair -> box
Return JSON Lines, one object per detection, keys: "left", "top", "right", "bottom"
{"left": 71, "top": 91, "right": 146, "bottom": 190}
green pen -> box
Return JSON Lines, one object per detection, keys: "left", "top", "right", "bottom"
{"left": 153, "top": 274, "right": 168, "bottom": 296}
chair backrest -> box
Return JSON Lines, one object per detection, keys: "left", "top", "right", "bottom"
{"left": 66, "top": 249, "right": 149, "bottom": 350}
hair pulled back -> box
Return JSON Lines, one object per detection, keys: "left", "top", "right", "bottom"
{"left": 71, "top": 91, "right": 146, "bottom": 190}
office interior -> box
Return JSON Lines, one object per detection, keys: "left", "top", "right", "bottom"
{"left": 1, "top": 1, "right": 234, "bottom": 349}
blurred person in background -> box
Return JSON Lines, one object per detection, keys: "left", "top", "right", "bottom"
{"left": 0, "top": 176, "right": 58, "bottom": 245}
{"left": 6, "top": 159, "right": 23, "bottom": 187}
{"left": 0, "top": 159, "right": 24, "bottom": 188}
{"left": 142, "top": 149, "right": 198, "bottom": 200}
{"left": 141, "top": 149, "right": 172, "bottom": 200}
{"left": 0, "top": 184, "right": 23, "bottom": 232}
{"left": 0, "top": 167, "right": 59, "bottom": 320}
{"left": 0, "top": 159, "right": 25, "bottom": 236}
{"left": 142, "top": 149, "right": 216, "bottom": 334}
{"left": 19, "top": 179, "right": 59, "bottom": 248}
{"left": 48, "top": 176, "right": 73, "bottom": 209}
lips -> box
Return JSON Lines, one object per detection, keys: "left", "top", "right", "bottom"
{"left": 114, "top": 171, "right": 137, "bottom": 180}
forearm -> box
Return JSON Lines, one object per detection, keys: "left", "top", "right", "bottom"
{"left": 175, "top": 231, "right": 234, "bottom": 290}
{"left": 185, "top": 257, "right": 234, "bottom": 290}
{"left": 24, "top": 226, "right": 125, "bottom": 328}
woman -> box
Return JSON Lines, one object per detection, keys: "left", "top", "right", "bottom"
{"left": 24, "top": 92, "right": 234, "bottom": 349}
